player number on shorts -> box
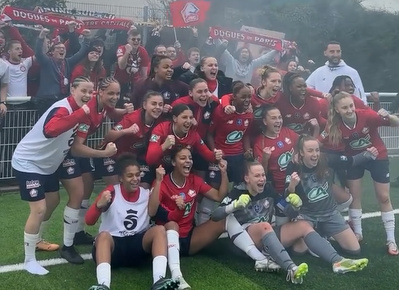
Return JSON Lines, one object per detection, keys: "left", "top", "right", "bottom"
{"left": 124, "top": 209, "right": 138, "bottom": 230}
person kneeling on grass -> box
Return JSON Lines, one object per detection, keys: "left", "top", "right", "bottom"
{"left": 85, "top": 153, "right": 179, "bottom": 290}
{"left": 211, "top": 160, "right": 369, "bottom": 285}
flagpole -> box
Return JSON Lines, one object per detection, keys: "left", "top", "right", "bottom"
{"left": 173, "top": 27, "right": 178, "bottom": 42}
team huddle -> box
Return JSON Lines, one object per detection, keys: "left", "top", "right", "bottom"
{"left": 11, "top": 57, "right": 399, "bottom": 289}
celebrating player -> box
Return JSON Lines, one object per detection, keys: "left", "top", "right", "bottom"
{"left": 253, "top": 105, "right": 298, "bottom": 225}
{"left": 86, "top": 154, "right": 179, "bottom": 290}
{"left": 11, "top": 76, "right": 93, "bottom": 275}
{"left": 151, "top": 148, "right": 229, "bottom": 289}
{"left": 146, "top": 104, "right": 223, "bottom": 171}
{"left": 321, "top": 92, "right": 399, "bottom": 254}
{"left": 99, "top": 91, "right": 164, "bottom": 188}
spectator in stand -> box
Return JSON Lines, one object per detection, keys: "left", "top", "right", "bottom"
{"left": 306, "top": 41, "right": 367, "bottom": 104}
{"left": 114, "top": 29, "right": 150, "bottom": 107}
{"left": 131, "top": 55, "right": 189, "bottom": 109}
{"left": 70, "top": 46, "right": 106, "bottom": 89}
{"left": 154, "top": 44, "right": 167, "bottom": 56}
{"left": 187, "top": 47, "right": 200, "bottom": 71}
{"left": 217, "top": 39, "right": 278, "bottom": 83}
{"left": 34, "top": 27, "right": 91, "bottom": 116}
{"left": 0, "top": 58, "right": 9, "bottom": 129}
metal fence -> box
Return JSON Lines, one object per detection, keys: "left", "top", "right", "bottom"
{"left": 0, "top": 99, "right": 398, "bottom": 180}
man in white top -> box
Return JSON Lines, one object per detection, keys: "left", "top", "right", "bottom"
{"left": 306, "top": 41, "right": 367, "bottom": 104}
{"left": 6, "top": 40, "right": 33, "bottom": 100}
{"left": 0, "top": 58, "right": 9, "bottom": 116}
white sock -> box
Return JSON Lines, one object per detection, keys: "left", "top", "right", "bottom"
{"left": 38, "top": 220, "right": 49, "bottom": 241}
{"left": 24, "top": 232, "right": 48, "bottom": 275}
{"left": 349, "top": 208, "right": 362, "bottom": 236}
{"left": 166, "top": 230, "right": 182, "bottom": 279}
{"left": 63, "top": 206, "right": 80, "bottom": 247}
{"left": 96, "top": 262, "right": 111, "bottom": 287}
{"left": 196, "top": 197, "right": 217, "bottom": 225}
{"left": 381, "top": 211, "right": 396, "bottom": 243}
{"left": 153, "top": 255, "right": 167, "bottom": 284}
{"left": 232, "top": 230, "right": 266, "bottom": 261}
{"left": 76, "top": 199, "right": 90, "bottom": 233}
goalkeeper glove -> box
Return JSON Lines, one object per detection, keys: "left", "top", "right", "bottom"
{"left": 286, "top": 193, "right": 302, "bottom": 208}
{"left": 233, "top": 194, "right": 251, "bottom": 209}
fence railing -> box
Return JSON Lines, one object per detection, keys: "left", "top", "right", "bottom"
{"left": 0, "top": 96, "right": 398, "bottom": 180}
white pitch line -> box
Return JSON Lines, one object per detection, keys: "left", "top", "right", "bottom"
{"left": 1, "top": 209, "right": 399, "bottom": 274}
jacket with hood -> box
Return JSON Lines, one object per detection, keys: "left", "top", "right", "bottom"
{"left": 306, "top": 60, "right": 367, "bottom": 104}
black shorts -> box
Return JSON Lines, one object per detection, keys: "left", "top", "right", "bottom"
{"left": 14, "top": 169, "right": 59, "bottom": 201}
{"left": 179, "top": 227, "right": 194, "bottom": 257}
{"left": 92, "top": 232, "right": 149, "bottom": 268}
{"left": 58, "top": 153, "right": 94, "bottom": 180}
{"left": 93, "top": 157, "right": 117, "bottom": 179}
{"left": 207, "top": 154, "right": 244, "bottom": 184}
{"left": 138, "top": 159, "right": 156, "bottom": 185}
{"left": 346, "top": 159, "right": 390, "bottom": 184}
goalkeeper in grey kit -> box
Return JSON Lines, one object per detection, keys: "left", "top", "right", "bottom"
{"left": 211, "top": 158, "right": 370, "bottom": 284}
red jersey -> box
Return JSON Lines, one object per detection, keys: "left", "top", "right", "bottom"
{"left": 114, "top": 45, "right": 150, "bottom": 85}
{"left": 172, "top": 96, "right": 220, "bottom": 139}
{"left": 76, "top": 97, "right": 114, "bottom": 140}
{"left": 146, "top": 121, "right": 216, "bottom": 167}
{"left": 209, "top": 104, "right": 253, "bottom": 156}
{"left": 253, "top": 127, "right": 298, "bottom": 193}
{"left": 319, "top": 109, "right": 390, "bottom": 159}
{"left": 318, "top": 95, "right": 369, "bottom": 119}
{"left": 276, "top": 95, "right": 325, "bottom": 134}
{"left": 157, "top": 173, "right": 212, "bottom": 237}
{"left": 112, "top": 109, "right": 158, "bottom": 159}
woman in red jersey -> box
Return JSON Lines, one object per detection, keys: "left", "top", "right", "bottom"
{"left": 277, "top": 72, "right": 323, "bottom": 136}
{"left": 146, "top": 104, "right": 223, "bottom": 171}
{"left": 151, "top": 148, "right": 228, "bottom": 269}
{"left": 253, "top": 105, "right": 298, "bottom": 225}
{"left": 98, "top": 91, "right": 164, "bottom": 188}
{"left": 324, "top": 91, "right": 399, "bottom": 255}
{"left": 70, "top": 46, "right": 106, "bottom": 89}
{"left": 207, "top": 81, "right": 253, "bottom": 187}
{"left": 172, "top": 78, "right": 220, "bottom": 176}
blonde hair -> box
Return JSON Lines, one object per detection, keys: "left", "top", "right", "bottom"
{"left": 327, "top": 91, "right": 352, "bottom": 146}
{"left": 258, "top": 65, "right": 279, "bottom": 83}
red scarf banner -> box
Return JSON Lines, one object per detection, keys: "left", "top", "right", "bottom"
{"left": 82, "top": 19, "right": 133, "bottom": 30}
{"left": 36, "top": 7, "right": 115, "bottom": 20}
{"left": 2, "top": 6, "right": 84, "bottom": 32}
{"left": 170, "top": 0, "right": 210, "bottom": 28}
{"left": 209, "top": 26, "right": 283, "bottom": 52}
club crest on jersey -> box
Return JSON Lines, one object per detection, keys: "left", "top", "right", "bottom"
{"left": 253, "top": 204, "right": 261, "bottom": 213}
{"left": 204, "top": 111, "right": 210, "bottom": 119}
{"left": 188, "top": 189, "right": 196, "bottom": 198}
{"left": 244, "top": 119, "right": 249, "bottom": 127}
{"left": 277, "top": 141, "right": 284, "bottom": 148}
{"left": 20, "top": 65, "right": 26, "bottom": 72}
{"left": 181, "top": 2, "right": 200, "bottom": 24}
{"left": 114, "top": 124, "right": 123, "bottom": 131}
{"left": 303, "top": 113, "right": 310, "bottom": 120}
{"left": 162, "top": 91, "right": 171, "bottom": 99}
{"left": 284, "top": 137, "right": 291, "bottom": 144}
{"left": 26, "top": 180, "right": 40, "bottom": 189}
{"left": 78, "top": 124, "right": 89, "bottom": 133}
{"left": 149, "top": 134, "right": 160, "bottom": 142}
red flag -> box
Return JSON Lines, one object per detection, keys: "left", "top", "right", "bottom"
{"left": 170, "top": 0, "right": 210, "bottom": 27}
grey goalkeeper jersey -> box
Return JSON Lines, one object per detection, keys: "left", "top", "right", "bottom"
{"left": 219, "top": 183, "right": 275, "bottom": 225}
